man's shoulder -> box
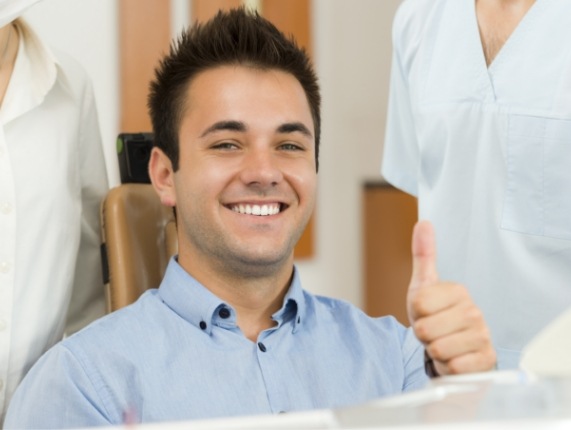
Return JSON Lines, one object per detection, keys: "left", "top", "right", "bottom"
{"left": 61, "top": 290, "right": 161, "bottom": 354}
{"left": 4, "top": 292, "right": 163, "bottom": 427}
{"left": 307, "top": 291, "right": 406, "bottom": 332}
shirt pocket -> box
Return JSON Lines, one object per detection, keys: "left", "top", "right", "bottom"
{"left": 502, "top": 114, "right": 571, "bottom": 240}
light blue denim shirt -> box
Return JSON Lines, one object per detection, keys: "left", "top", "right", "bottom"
{"left": 5, "top": 258, "right": 427, "bottom": 428}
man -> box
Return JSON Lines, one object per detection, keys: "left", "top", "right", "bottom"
{"left": 382, "top": 0, "right": 571, "bottom": 369}
{"left": 5, "top": 8, "right": 495, "bottom": 428}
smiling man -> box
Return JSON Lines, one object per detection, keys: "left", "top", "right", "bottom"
{"left": 151, "top": 64, "right": 317, "bottom": 342}
{"left": 5, "top": 8, "right": 495, "bottom": 428}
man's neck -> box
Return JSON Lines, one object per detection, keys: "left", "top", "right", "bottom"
{"left": 179, "top": 252, "right": 294, "bottom": 342}
{"left": 476, "top": 0, "right": 536, "bottom": 66}
{"left": 228, "top": 282, "right": 289, "bottom": 341}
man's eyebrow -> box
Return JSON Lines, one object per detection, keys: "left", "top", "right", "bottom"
{"left": 277, "top": 122, "right": 313, "bottom": 138}
{"left": 200, "top": 120, "right": 246, "bottom": 137}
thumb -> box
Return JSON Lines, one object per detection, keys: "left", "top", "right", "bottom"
{"left": 409, "top": 220, "right": 439, "bottom": 290}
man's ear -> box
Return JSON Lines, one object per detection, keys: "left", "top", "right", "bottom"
{"left": 149, "top": 147, "right": 176, "bottom": 207}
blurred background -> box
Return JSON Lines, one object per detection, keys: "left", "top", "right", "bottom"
{"left": 24, "top": 0, "right": 414, "bottom": 323}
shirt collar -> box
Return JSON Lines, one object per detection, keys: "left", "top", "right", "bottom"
{"left": 158, "top": 257, "right": 306, "bottom": 336}
{"left": 1, "top": 18, "right": 57, "bottom": 124}
{"left": 275, "top": 269, "right": 305, "bottom": 334}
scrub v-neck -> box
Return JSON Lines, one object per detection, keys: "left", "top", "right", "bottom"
{"left": 469, "top": 0, "right": 544, "bottom": 100}
{"left": 472, "top": 0, "right": 541, "bottom": 71}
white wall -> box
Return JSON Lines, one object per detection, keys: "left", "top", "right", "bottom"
{"left": 24, "top": 0, "right": 120, "bottom": 186}
{"left": 23, "top": 0, "right": 401, "bottom": 309}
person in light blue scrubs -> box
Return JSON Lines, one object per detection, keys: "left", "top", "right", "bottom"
{"left": 383, "top": 0, "right": 571, "bottom": 370}
{"left": 5, "top": 8, "right": 496, "bottom": 428}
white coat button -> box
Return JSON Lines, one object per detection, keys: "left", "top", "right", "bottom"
{"left": 0, "top": 262, "right": 11, "bottom": 273}
{"left": 0, "top": 203, "right": 12, "bottom": 214}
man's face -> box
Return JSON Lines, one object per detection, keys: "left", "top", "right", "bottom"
{"left": 157, "top": 65, "right": 316, "bottom": 279}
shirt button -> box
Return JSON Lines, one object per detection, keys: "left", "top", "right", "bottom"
{"left": 218, "top": 307, "right": 230, "bottom": 319}
{"left": 257, "top": 342, "right": 267, "bottom": 352}
{"left": 0, "top": 202, "right": 12, "bottom": 214}
{"left": 199, "top": 321, "right": 207, "bottom": 330}
{"left": 0, "top": 261, "right": 11, "bottom": 274}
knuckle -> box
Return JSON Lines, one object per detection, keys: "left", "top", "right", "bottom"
{"left": 410, "top": 292, "right": 429, "bottom": 315}
{"left": 446, "top": 358, "right": 463, "bottom": 375}
{"left": 426, "top": 342, "right": 443, "bottom": 361}
{"left": 449, "top": 282, "right": 470, "bottom": 302}
{"left": 413, "top": 320, "right": 429, "bottom": 341}
{"left": 479, "top": 330, "right": 491, "bottom": 346}
{"left": 465, "top": 306, "right": 483, "bottom": 324}
{"left": 472, "top": 326, "right": 491, "bottom": 348}
{"left": 485, "top": 348, "right": 498, "bottom": 368}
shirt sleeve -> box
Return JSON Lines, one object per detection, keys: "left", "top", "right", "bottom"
{"left": 381, "top": 3, "right": 420, "bottom": 197}
{"left": 3, "top": 344, "right": 112, "bottom": 428}
{"left": 401, "top": 327, "right": 429, "bottom": 392}
{"left": 65, "top": 75, "right": 109, "bottom": 334}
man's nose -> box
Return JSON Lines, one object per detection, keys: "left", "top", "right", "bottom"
{"left": 239, "top": 148, "right": 283, "bottom": 187}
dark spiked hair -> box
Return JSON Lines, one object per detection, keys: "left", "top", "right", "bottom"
{"left": 148, "top": 7, "right": 321, "bottom": 171}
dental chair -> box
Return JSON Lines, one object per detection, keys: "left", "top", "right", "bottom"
{"left": 100, "top": 183, "right": 177, "bottom": 312}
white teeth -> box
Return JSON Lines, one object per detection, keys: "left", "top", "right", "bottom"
{"left": 231, "top": 203, "right": 280, "bottom": 216}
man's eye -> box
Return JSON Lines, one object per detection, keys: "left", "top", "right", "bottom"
{"left": 212, "top": 142, "right": 238, "bottom": 150}
{"left": 280, "top": 143, "right": 303, "bottom": 151}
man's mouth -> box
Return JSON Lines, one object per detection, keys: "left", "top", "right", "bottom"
{"left": 229, "top": 203, "right": 283, "bottom": 216}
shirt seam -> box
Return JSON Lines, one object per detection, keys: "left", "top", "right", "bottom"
{"left": 60, "top": 343, "right": 114, "bottom": 422}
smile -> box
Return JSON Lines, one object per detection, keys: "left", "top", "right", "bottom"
{"left": 230, "top": 203, "right": 282, "bottom": 216}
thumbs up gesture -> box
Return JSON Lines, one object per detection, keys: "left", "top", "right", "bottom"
{"left": 407, "top": 220, "right": 496, "bottom": 375}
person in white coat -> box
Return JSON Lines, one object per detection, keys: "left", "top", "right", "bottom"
{"left": 382, "top": 0, "right": 571, "bottom": 369}
{"left": 0, "top": 0, "right": 108, "bottom": 420}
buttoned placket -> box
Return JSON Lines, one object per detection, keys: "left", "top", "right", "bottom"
{"left": 197, "top": 299, "right": 303, "bottom": 415}
{"left": 253, "top": 305, "right": 303, "bottom": 415}
{"left": 255, "top": 326, "right": 285, "bottom": 414}
{"left": 0, "top": 128, "right": 15, "bottom": 410}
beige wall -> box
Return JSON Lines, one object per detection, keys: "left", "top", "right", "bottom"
{"left": 24, "top": 0, "right": 403, "bottom": 309}
{"left": 297, "top": 0, "right": 402, "bottom": 306}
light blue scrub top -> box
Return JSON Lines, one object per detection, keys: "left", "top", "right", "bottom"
{"left": 383, "top": 0, "right": 571, "bottom": 369}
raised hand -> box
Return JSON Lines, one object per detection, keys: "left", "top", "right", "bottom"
{"left": 407, "top": 220, "right": 496, "bottom": 375}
